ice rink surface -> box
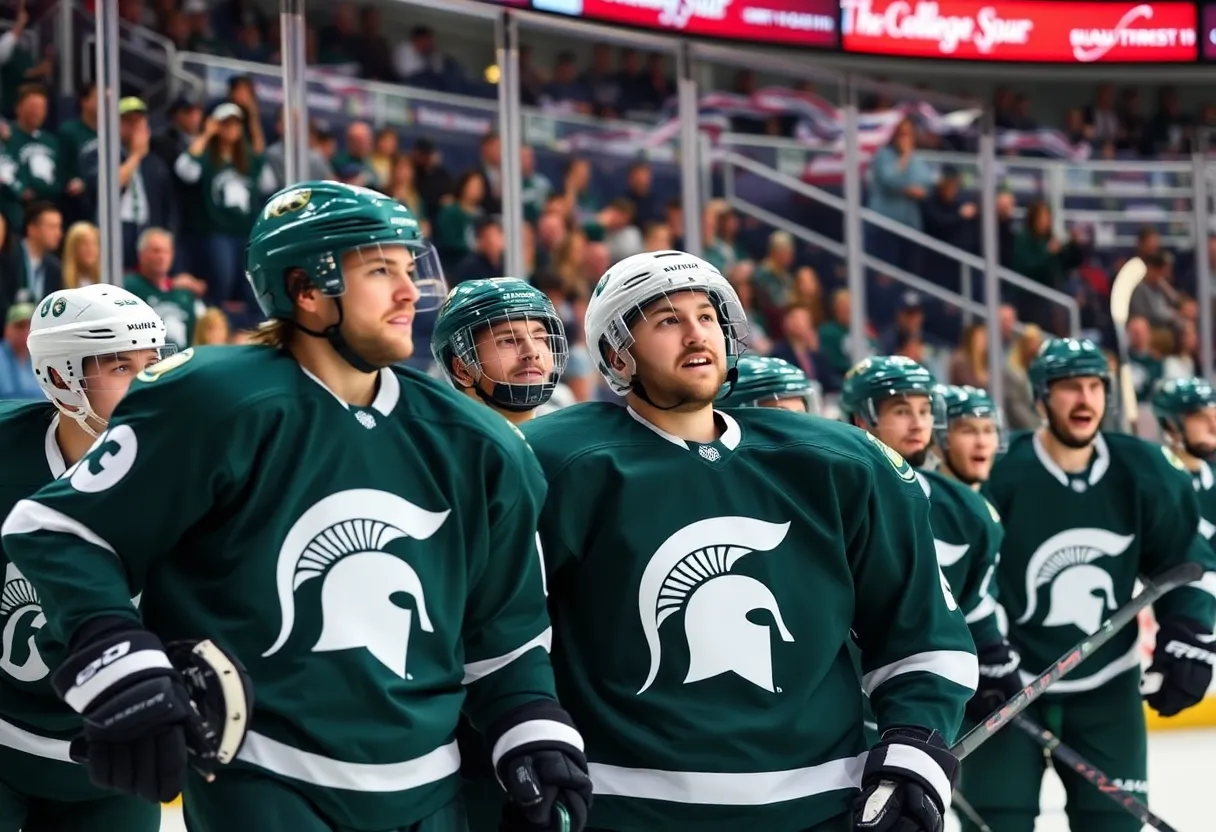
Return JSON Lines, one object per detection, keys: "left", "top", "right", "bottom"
{"left": 158, "top": 728, "right": 1215, "bottom": 831}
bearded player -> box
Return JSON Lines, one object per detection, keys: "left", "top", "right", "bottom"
{"left": 840, "top": 361, "right": 1021, "bottom": 735}
{"left": 1, "top": 182, "right": 591, "bottom": 832}
{"left": 960, "top": 338, "right": 1216, "bottom": 832}
{"left": 1152, "top": 377, "right": 1216, "bottom": 540}
{"left": 522, "top": 250, "right": 977, "bottom": 832}
{"left": 715, "top": 354, "right": 822, "bottom": 414}
{"left": 0, "top": 286, "right": 168, "bottom": 832}
{"left": 431, "top": 276, "right": 571, "bottom": 832}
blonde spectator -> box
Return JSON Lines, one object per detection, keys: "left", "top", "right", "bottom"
{"left": 1003, "top": 323, "right": 1043, "bottom": 429}
{"left": 1163, "top": 320, "right": 1198, "bottom": 379}
{"left": 552, "top": 230, "right": 588, "bottom": 296}
{"left": 192, "top": 307, "right": 232, "bottom": 346}
{"left": 370, "top": 127, "right": 398, "bottom": 188}
{"left": 61, "top": 222, "right": 101, "bottom": 289}
{"left": 642, "top": 221, "right": 672, "bottom": 253}
{"left": 949, "top": 322, "right": 990, "bottom": 388}
{"left": 727, "top": 261, "right": 771, "bottom": 355}
{"left": 753, "top": 231, "right": 796, "bottom": 333}
{"left": 791, "top": 266, "right": 824, "bottom": 326}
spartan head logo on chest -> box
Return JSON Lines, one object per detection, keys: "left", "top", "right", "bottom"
{"left": 0, "top": 563, "right": 48, "bottom": 683}
{"left": 1016, "top": 528, "right": 1135, "bottom": 636}
{"left": 637, "top": 517, "right": 794, "bottom": 696}
{"left": 262, "top": 489, "right": 450, "bottom": 678}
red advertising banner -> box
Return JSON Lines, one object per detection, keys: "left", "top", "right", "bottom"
{"left": 529, "top": 0, "right": 839, "bottom": 47}
{"left": 841, "top": 0, "right": 1198, "bottom": 62}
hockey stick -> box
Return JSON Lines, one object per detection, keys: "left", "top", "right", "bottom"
{"left": 1110, "top": 256, "right": 1147, "bottom": 434}
{"left": 1011, "top": 714, "right": 1178, "bottom": 832}
{"left": 951, "top": 790, "right": 994, "bottom": 832}
{"left": 951, "top": 561, "right": 1203, "bottom": 760}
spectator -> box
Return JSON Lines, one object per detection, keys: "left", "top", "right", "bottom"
{"left": 770, "top": 304, "right": 831, "bottom": 388}
{"left": 8, "top": 85, "right": 60, "bottom": 206}
{"left": 752, "top": 230, "right": 796, "bottom": 329}
{"left": 174, "top": 101, "right": 265, "bottom": 317}
{"left": 332, "top": 121, "right": 379, "bottom": 188}
{"left": 519, "top": 145, "right": 552, "bottom": 224}
{"left": 882, "top": 291, "right": 926, "bottom": 355}
{"left": 599, "top": 198, "right": 642, "bottom": 263}
{"left": 727, "top": 261, "right": 771, "bottom": 356}
{"left": 0, "top": 202, "right": 62, "bottom": 309}
{"left": 83, "top": 97, "right": 175, "bottom": 269}
{"left": 921, "top": 165, "right": 976, "bottom": 254}
{"left": 58, "top": 83, "right": 98, "bottom": 223}
{"left": 411, "top": 139, "right": 452, "bottom": 218}
{"left": 0, "top": 5, "right": 52, "bottom": 120}
{"left": 433, "top": 170, "right": 485, "bottom": 272}
{"left": 582, "top": 44, "right": 624, "bottom": 118}
{"left": 704, "top": 208, "right": 748, "bottom": 275}
{"left": 0, "top": 300, "right": 38, "bottom": 399}
{"left": 551, "top": 229, "right": 589, "bottom": 296}
{"left": 476, "top": 132, "right": 502, "bottom": 217}
{"left": 192, "top": 306, "right": 232, "bottom": 346}
{"left": 61, "top": 221, "right": 101, "bottom": 288}
{"left": 369, "top": 127, "right": 398, "bottom": 188}
{"left": 1162, "top": 320, "right": 1197, "bottom": 380}
{"left": 949, "top": 322, "right": 990, "bottom": 389}
{"left": 451, "top": 216, "right": 505, "bottom": 285}
{"left": 1011, "top": 200, "right": 1083, "bottom": 331}
{"left": 1143, "top": 85, "right": 1192, "bottom": 156}
{"left": 817, "top": 288, "right": 877, "bottom": 388}
{"left": 641, "top": 220, "right": 671, "bottom": 253}
{"left": 317, "top": 4, "right": 362, "bottom": 68}
{"left": 1085, "top": 84, "right": 1119, "bottom": 145}
{"left": 637, "top": 53, "right": 673, "bottom": 112}
{"left": 615, "top": 48, "right": 645, "bottom": 107}
{"left": 357, "top": 6, "right": 395, "bottom": 82}
{"left": 1003, "top": 323, "right": 1043, "bottom": 429}
{"left": 183, "top": 0, "right": 224, "bottom": 54}
{"left": 231, "top": 16, "right": 271, "bottom": 63}
{"left": 866, "top": 117, "right": 933, "bottom": 275}
{"left": 621, "top": 160, "right": 660, "bottom": 227}
{"left": 543, "top": 52, "right": 591, "bottom": 114}
{"left": 393, "top": 25, "right": 464, "bottom": 92}
{"left": 383, "top": 152, "right": 427, "bottom": 233}
{"left": 791, "top": 266, "right": 824, "bottom": 325}
{"left": 1125, "top": 315, "right": 1163, "bottom": 400}
{"left": 124, "top": 227, "right": 207, "bottom": 351}
{"left": 259, "top": 112, "right": 336, "bottom": 198}
{"left": 1128, "top": 252, "right": 1182, "bottom": 334}
{"left": 562, "top": 158, "right": 598, "bottom": 228}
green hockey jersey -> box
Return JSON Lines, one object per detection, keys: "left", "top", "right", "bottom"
{"left": 1, "top": 346, "right": 560, "bottom": 830}
{"left": 1186, "top": 458, "right": 1216, "bottom": 548}
{"left": 6, "top": 126, "right": 59, "bottom": 202}
{"left": 122, "top": 273, "right": 205, "bottom": 350}
{"left": 986, "top": 431, "right": 1216, "bottom": 694}
{"left": 916, "top": 470, "right": 1004, "bottom": 650}
{"left": 520, "top": 404, "right": 977, "bottom": 832}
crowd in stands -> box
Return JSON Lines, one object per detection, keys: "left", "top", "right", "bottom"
{"left": 0, "top": 0, "right": 1213, "bottom": 423}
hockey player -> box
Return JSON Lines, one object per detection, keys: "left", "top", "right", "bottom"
{"left": 0, "top": 182, "right": 592, "bottom": 832}
{"left": 431, "top": 276, "right": 568, "bottom": 428}
{"left": 430, "top": 277, "right": 570, "bottom": 832}
{"left": 932, "top": 385, "right": 1002, "bottom": 489}
{"left": 1152, "top": 376, "right": 1216, "bottom": 536}
{"left": 521, "top": 250, "right": 977, "bottom": 832}
{"left": 715, "top": 354, "right": 822, "bottom": 414}
{"left": 0, "top": 286, "right": 168, "bottom": 832}
{"left": 960, "top": 338, "right": 1216, "bottom": 832}
{"left": 840, "top": 362, "right": 1021, "bottom": 725}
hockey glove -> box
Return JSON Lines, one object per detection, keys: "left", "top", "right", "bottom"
{"left": 853, "top": 727, "right": 958, "bottom": 832}
{"left": 964, "top": 641, "right": 1023, "bottom": 722}
{"left": 54, "top": 626, "right": 210, "bottom": 804}
{"left": 1142, "top": 617, "right": 1216, "bottom": 718}
{"left": 490, "top": 701, "right": 592, "bottom": 832}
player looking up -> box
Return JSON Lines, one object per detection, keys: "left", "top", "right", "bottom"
{"left": 715, "top": 354, "right": 822, "bottom": 414}
{"left": 1, "top": 182, "right": 591, "bottom": 832}
{"left": 960, "top": 338, "right": 1216, "bottom": 832}
{"left": 0, "top": 285, "right": 168, "bottom": 832}
{"left": 522, "top": 250, "right": 976, "bottom": 832}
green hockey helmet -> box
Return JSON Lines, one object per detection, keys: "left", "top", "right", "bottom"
{"left": 1151, "top": 376, "right": 1216, "bottom": 435}
{"left": 839, "top": 355, "right": 945, "bottom": 428}
{"left": 431, "top": 277, "right": 568, "bottom": 412}
{"left": 933, "top": 384, "right": 1005, "bottom": 452}
{"left": 246, "top": 181, "right": 446, "bottom": 321}
{"left": 716, "top": 355, "right": 822, "bottom": 415}
{"left": 1027, "top": 337, "right": 1110, "bottom": 403}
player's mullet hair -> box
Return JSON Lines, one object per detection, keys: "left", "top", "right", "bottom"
{"left": 247, "top": 318, "right": 293, "bottom": 350}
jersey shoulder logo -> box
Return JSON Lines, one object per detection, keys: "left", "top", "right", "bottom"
{"left": 637, "top": 516, "right": 793, "bottom": 696}
{"left": 1016, "top": 528, "right": 1135, "bottom": 635}
{"left": 1161, "top": 446, "right": 1187, "bottom": 472}
{"left": 863, "top": 431, "right": 916, "bottom": 482}
{"left": 137, "top": 347, "right": 195, "bottom": 383}
{"left": 263, "top": 489, "right": 450, "bottom": 679}
{"left": 0, "top": 563, "right": 48, "bottom": 683}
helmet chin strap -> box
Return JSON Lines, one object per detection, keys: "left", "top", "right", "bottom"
{"left": 291, "top": 298, "right": 382, "bottom": 375}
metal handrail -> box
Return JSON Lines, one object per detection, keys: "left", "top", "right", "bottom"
{"left": 722, "top": 150, "right": 1082, "bottom": 335}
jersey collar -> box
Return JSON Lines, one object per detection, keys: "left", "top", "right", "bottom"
{"left": 915, "top": 470, "right": 932, "bottom": 498}
{"left": 44, "top": 413, "right": 66, "bottom": 479}
{"left": 625, "top": 406, "right": 742, "bottom": 451}
{"left": 1032, "top": 430, "right": 1110, "bottom": 489}
{"left": 1195, "top": 459, "right": 1214, "bottom": 491}
{"left": 299, "top": 365, "right": 401, "bottom": 418}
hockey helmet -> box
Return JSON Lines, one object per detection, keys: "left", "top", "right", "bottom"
{"left": 716, "top": 354, "right": 822, "bottom": 415}
{"left": 1151, "top": 376, "right": 1216, "bottom": 435}
{"left": 245, "top": 180, "right": 446, "bottom": 320}
{"left": 1027, "top": 337, "right": 1110, "bottom": 403}
{"left": 28, "top": 284, "right": 171, "bottom": 437}
{"left": 933, "top": 383, "right": 1006, "bottom": 453}
{"left": 584, "top": 250, "right": 748, "bottom": 397}
{"left": 839, "top": 355, "right": 945, "bottom": 428}
{"left": 431, "top": 277, "right": 569, "bottom": 412}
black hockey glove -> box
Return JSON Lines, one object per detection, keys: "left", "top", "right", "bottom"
{"left": 853, "top": 727, "right": 958, "bottom": 832}
{"left": 964, "top": 641, "right": 1023, "bottom": 722}
{"left": 490, "top": 701, "right": 592, "bottom": 832}
{"left": 1142, "top": 617, "right": 1216, "bottom": 718}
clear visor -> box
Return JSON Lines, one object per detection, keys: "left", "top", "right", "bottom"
{"left": 751, "top": 388, "right": 823, "bottom": 416}
{"left": 343, "top": 240, "right": 448, "bottom": 313}
{"left": 615, "top": 288, "right": 750, "bottom": 360}
{"left": 458, "top": 313, "right": 569, "bottom": 398}
{"left": 77, "top": 346, "right": 178, "bottom": 393}
{"left": 863, "top": 389, "right": 947, "bottom": 430}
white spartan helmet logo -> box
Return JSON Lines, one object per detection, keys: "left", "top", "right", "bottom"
{"left": 0, "top": 563, "right": 48, "bottom": 683}
{"left": 637, "top": 517, "right": 794, "bottom": 695}
{"left": 263, "top": 490, "right": 450, "bottom": 677}
{"left": 1016, "top": 529, "right": 1135, "bottom": 635}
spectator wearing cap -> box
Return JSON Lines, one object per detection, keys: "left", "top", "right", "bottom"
{"left": 174, "top": 101, "right": 266, "bottom": 322}
{"left": 0, "top": 202, "right": 61, "bottom": 312}
{"left": 58, "top": 83, "right": 98, "bottom": 225}
{"left": 259, "top": 109, "right": 335, "bottom": 198}
{"left": 82, "top": 97, "right": 175, "bottom": 269}
{"left": 0, "top": 300, "right": 39, "bottom": 400}
{"left": 7, "top": 84, "right": 59, "bottom": 206}
{"left": 451, "top": 216, "right": 505, "bottom": 286}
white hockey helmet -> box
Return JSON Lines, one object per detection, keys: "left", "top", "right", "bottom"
{"left": 29, "top": 284, "right": 170, "bottom": 436}
{"left": 584, "top": 250, "right": 748, "bottom": 396}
